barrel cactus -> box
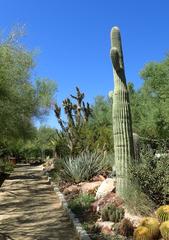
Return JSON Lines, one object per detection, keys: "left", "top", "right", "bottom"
{"left": 134, "top": 226, "right": 152, "bottom": 240}
{"left": 140, "top": 217, "right": 160, "bottom": 239}
{"left": 160, "top": 220, "right": 169, "bottom": 240}
{"left": 101, "top": 203, "right": 124, "bottom": 222}
{"left": 110, "top": 26, "right": 135, "bottom": 197}
{"left": 156, "top": 205, "right": 169, "bottom": 222}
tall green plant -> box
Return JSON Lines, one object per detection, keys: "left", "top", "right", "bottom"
{"left": 110, "top": 27, "right": 135, "bottom": 197}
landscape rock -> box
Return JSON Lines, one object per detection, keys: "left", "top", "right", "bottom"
{"left": 92, "top": 175, "right": 105, "bottom": 182}
{"left": 124, "top": 210, "right": 142, "bottom": 227}
{"left": 43, "top": 158, "right": 55, "bottom": 172}
{"left": 80, "top": 181, "right": 102, "bottom": 194}
{"left": 95, "top": 221, "right": 114, "bottom": 235}
{"left": 91, "top": 192, "right": 124, "bottom": 212}
{"left": 95, "top": 178, "right": 116, "bottom": 199}
{"left": 63, "top": 185, "right": 80, "bottom": 195}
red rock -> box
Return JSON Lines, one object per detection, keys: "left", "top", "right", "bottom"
{"left": 63, "top": 185, "right": 80, "bottom": 195}
{"left": 92, "top": 175, "right": 105, "bottom": 181}
{"left": 91, "top": 192, "right": 124, "bottom": 212}
{"left": 80, "top": 181, "right": 102, "bottom": 194}
{"left": 95, "top": 221, "right": 114, "bottom": 235}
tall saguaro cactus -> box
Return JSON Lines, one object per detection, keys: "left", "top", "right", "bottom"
{"left": 110, "top": 27, "right": 135, "bottom": 197}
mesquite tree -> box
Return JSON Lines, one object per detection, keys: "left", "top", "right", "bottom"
{"left": 110, "top": 27, "right": 135, "bottom": 197}
{"left": 54, "top": 87, "right": 92, "bottom": 156}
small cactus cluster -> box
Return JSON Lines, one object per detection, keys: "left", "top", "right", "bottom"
{"left": 101, "top": 203, "right": 124, "bottom": 222}
{"left": 133, "top": 205, "right": 169, "bottom": 240}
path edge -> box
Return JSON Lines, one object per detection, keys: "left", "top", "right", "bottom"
{"left": 46, "top": 174, "right": 91, "bottom": 240}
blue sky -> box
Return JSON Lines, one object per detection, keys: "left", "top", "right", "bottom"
{"left": 0, "top": 0, "right": 169, "bottom": 128}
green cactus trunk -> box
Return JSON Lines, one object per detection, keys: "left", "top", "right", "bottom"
{"left": 110, "top": 27, "right": 135, "bottom": 197}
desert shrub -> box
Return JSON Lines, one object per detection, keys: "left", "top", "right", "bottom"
{"left": 101, "top": 203, "right": 124, "bottom": 222}
{"left": 129, "top": 150, "right": 169, "bottom": 205}
{"left": 59, "top": 150, "right": 112, "bottom": 183}
{"left": 68, "top": 193, "right": 95, "bottom": 214}
{"left": 122, "top": 181, "right": 155, "bottom": 215}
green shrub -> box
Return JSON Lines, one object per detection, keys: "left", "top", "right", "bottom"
{"left": 0, "top": 160, "right": 14, "bottom": 174}
{"left": 68, "top": 193, "right": 95, "bottom": 214}
{"left": 59, "top": 150, "right": 112, "bottom": 183}
{"left": 129, "top": 150, "right": 169, "bottom": 205}
{"left": 101, "top": 203, "right": 124, "bottom": 222}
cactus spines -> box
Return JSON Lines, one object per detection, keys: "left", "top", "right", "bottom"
{"left": 134, "top": 226, "right": 152, "bottom": 240}
{"left": 156, "top": 205, "right": 169, "bottom": 222}
{"left": 140, "top": 217, "right": 160, "bottom": 239}
{"left": 101, "top": 203, "right": 124, "bottom": 222}
{"left": 110, "top": 26, "right": 135, "bottom": 196}
{"left": 160, "top": 220, "right": 169, "bottom": 240}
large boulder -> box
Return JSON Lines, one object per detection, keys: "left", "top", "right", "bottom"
{"left": 95, "top": 178, "right": 116, "bottom": 200}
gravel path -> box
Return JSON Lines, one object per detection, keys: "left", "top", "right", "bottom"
{"left": 0, "top": 165, "right": 77, "bottom": 240}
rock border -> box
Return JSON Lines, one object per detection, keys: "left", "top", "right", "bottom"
{"left": 46, "top": 174, "right": 91, "bottom": 240}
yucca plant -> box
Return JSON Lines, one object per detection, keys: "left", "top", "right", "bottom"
{"left": 60, "top": 150, "right": 109, "bottom": 183}
{"left": 160, "top": 220, "right": 169, "bottom": 240}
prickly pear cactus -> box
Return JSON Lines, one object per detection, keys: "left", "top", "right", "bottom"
{"left": 134, "top": 226, "right": 152, "bottom": 240}
{"left": 140, "top": 217, "right": 160, "bottom": 239}
{"left": 156, "top": 205, "right": 169, "bottom": 222}
{"left": 110, "top": 26, "right": 135, "bottom": 197}
{"left": 160, "top": 220, "right": 169, "bottom": 240}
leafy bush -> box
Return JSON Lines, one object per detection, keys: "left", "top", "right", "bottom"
{"left": 129, "top": 150, "right": 169, "bottom": 205}
{"left": 60, "top": 150, "right": 113, "bottom": 183}
{"left": 68, "top": 193, "right": 95, "bottom": 214}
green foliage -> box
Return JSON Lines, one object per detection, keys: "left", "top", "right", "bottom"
{"left": 117, "top": 219, "right": 134, "bottom": 237}
{"left": 160, "top": 220, "right": 169, "bottom": 240}
{"left": 0, "top": 160, "right": 14, "bottom": 174}
{"left": 68, "top": 193, "right": 95, "bottom": 214}
{"left": 59, "top": 150, "right": 111, "bottom": 183}
{"left": 129, "top": 55, "right": 169, "bottom": 140}
{"left": 129, "top": 150, "right": 169, "bottom": 205}
{"left": 0, "top": 26, "right": 57, "bottom": 157}
{"left": 156, "top": 205, "right": 169, "bottom": 222}
{"left": 101, "top": 203, "right": 124, "bottom": 222}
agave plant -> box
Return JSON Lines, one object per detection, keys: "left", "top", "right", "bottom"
{"left": 60, "top": 150, "right": 110, "bottom": 183}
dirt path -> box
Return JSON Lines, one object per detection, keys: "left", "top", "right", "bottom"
{"left": 0, "top": 165, "right": 78, "bottom": 240}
